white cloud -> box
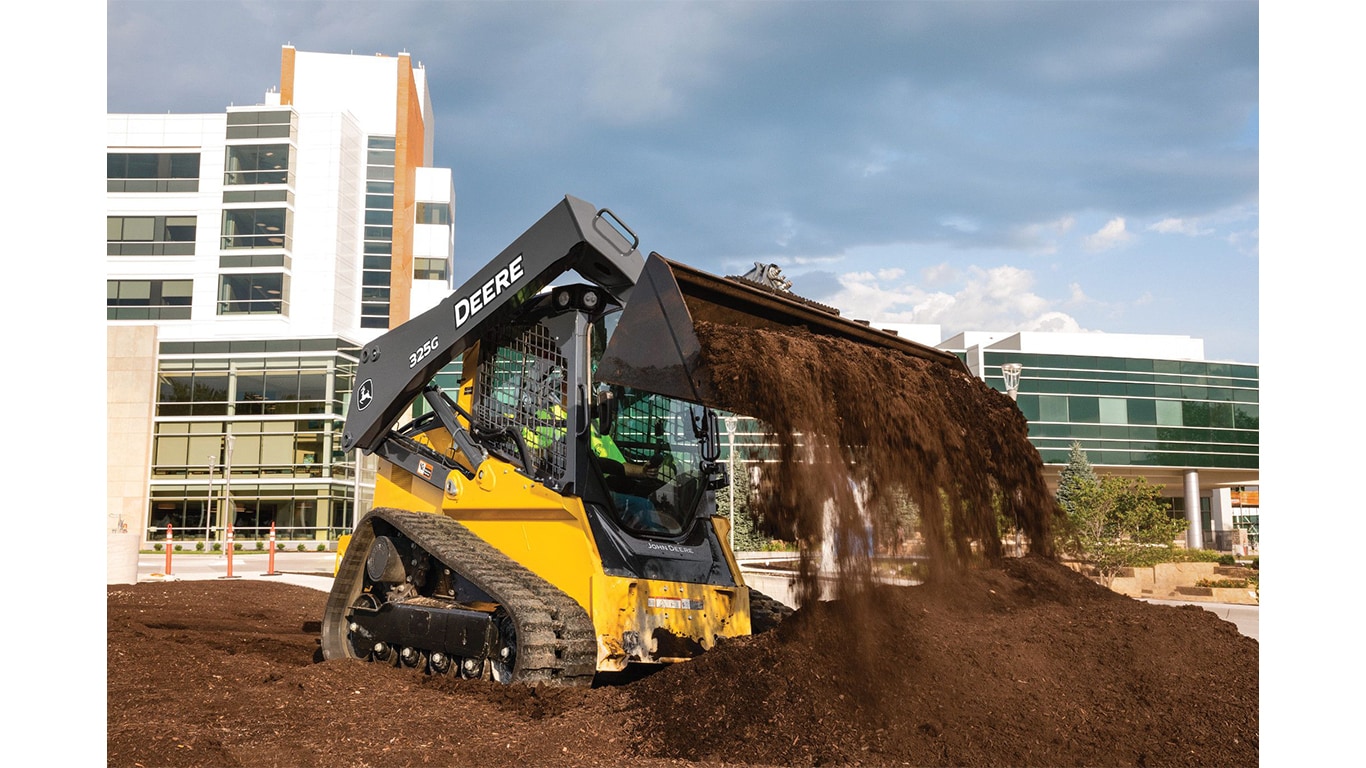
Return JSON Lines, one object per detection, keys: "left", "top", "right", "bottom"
{"left": 1083, "top": 217, "right": 1133, "bottom": 251}
{"left": 939, "top": 216, "right": 980, "bottom": 233}
{"left": 1226, "top": 227, "right": 1259, "bottom": 258}
{"left": 1066, "top": 282, "right": 1092, "bottom": 305}
{"left": 1148, "top": 217, "right": 1212, "bottom": 236}
{"left": 1010, "top": 215, "right": 1077, "bottom": 254}
{"left": 1022, "top": 312, "right": 1084, "bottom": 333}
{"left": 825, "top": 263, "right": 1088, "bottom": 336}
{"left": 921, "top": 263, "right": 959, "bottom": 286}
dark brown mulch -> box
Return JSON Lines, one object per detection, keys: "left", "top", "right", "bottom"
{"left": 108, "top": 556, "right": 1256, "bottom": 767}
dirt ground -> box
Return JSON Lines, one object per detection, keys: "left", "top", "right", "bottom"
{"left": 107, "top": 555, "right": 1257, "bottom": 767}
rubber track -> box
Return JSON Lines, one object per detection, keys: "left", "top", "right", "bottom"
{"left": 322, "top": 508, "right": 597, "bottom": 686}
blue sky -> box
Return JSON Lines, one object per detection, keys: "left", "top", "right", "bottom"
{"left": 105, "top": 0, "right": 1260, "bottom": 361}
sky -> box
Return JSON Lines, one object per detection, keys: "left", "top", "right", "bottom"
{"left": 103, "top": 0, "right": 1262, "bottom": 362}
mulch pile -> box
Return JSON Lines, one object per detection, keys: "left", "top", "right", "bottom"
{"left": 107, "top": 555, "right": 1257, "bottom": 767}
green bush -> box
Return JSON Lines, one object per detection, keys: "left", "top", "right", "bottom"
{"left": 316, "top": 543, "right": 328, "bottom": 552}
{"left": 296, "top": 543, "right": 306, "bottom": 552}
{"left": 173, "top": 544, "right": 183, "bottom": 552}
{"left": 276, "top": 542, "right": 285, "bottom": 551}
{"left": 1177, "top": 549, "right": 1224, "bottom": 563}
{"left": 1217, "top": 554, "right": 1236, "bottom": 566}
{"left": 1197, "top": 578, "right": 1249, "bottom": 589}
{"left": 212, "top": 542, "right": 222, "bottom": 552}
{"left": 255, "top": 540, "right": 265, "bottom": 551}
{"left": 195, "top": 541, "right": 205, "bottom": 552}
{"left": 153, "top": 543, "right": 164, "bottom": 552}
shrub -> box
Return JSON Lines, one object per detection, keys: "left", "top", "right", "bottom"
{"left": 316, "top": 543, "right": 328, "bottom": 552}
{"left": 296, "top": 543, "right": 306, "bottom": 552}
{"left": 255, "top": 540, "right": 265, "bottom": 551}
{"left": 173, "top": 544, "right": 183, "bottom": 552}
{"left": 1178, "top": 549, "right": 1225, "bottom": 563}
{"left": 1197, "top": 578, "right": 1249, "bottom": 589}
{"left": 276, "top": 542, "right": 285, "bottom": 551}
{"left": 1217, "top": 554, "right": 1236, "bottom": 566}
{"left": 212, "top": 542, "right": 222, "bottom": 552}
{"left": 195, "top": 541, "right": 205, "bottom": 552}
{"left": 153, "top": 543, "right": 164, "bottom": 552}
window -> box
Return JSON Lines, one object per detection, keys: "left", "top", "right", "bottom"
{"left": 225, "top": 110, "right": 294, "bottom": 140}
{"left": 1155, "top": 400, "right": 1183, "bottom": 426}
{"left": 1098, "top": 398, "right": 1128, "bottom": 424}
{"left": 218, "top": 273, "right": 288, "bottom": 315}
{"left": 1127, "top": 398, "right": 1157, "bottom": 425}
{"left": 107, "top": 152, "right": 200, "bottom": 192}
{"left": 224, "top": 144, "right": 292, "bottom": 185}
{"left": 157, "top": 368, "right": 228, "bottom": 416}
{"left": 416, "top": 201, "right": 451, "bottom": 225}
{"left": 362, "top": 137, "right": 398, "bottom": 329}
{"left": 1038, "top": 395, "right": 1068, "bottom": 422}
{"left": 152, "top": 421, "right": 226, "bottom": 477}
{"left": 1068, "top": 396, "right": 1100, "bottom": 424}
{"left": 414, "top": 257, "right": 447, "bottom": 281}
{"left": 108, "top": 279, "right": 192, "bottom": 320}
{"left": 108, "top": 216, "right": 197, "bottom": 255}
{"left": 221, "top": 208, "right": 290, "bottom": 250}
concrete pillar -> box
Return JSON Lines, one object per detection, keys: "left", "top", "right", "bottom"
{"left": 107, "top": 325, "right": 159, "bottom": 584}
{"left": 1210, "top": 487, "right": 1234, "bottom": 533}
{"left": 1184, "top": 469, "right": 1202, "bottom": 549}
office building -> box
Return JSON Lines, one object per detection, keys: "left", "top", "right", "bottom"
{"left": 107, "top": 46, "right": 454, "bottom": 547}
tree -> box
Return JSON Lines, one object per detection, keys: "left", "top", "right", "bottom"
{"left": 1056, "top": 446, "right": 1187, "bottom": 586}
{"left": 1056, "top": 441, "right": 1098, "bottom": 518}
{"left": 716, "top": 462, "right": 771, "bottom": 552}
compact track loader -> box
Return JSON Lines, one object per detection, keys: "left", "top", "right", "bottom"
{"left": 320, "top": 195, "right": 966, "bottom": 684}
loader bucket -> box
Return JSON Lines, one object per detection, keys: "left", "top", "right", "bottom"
{"left": 596, "top": 253, "right": 969, "bottom": 411}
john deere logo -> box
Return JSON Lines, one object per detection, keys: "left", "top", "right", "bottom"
{"left": 357, "top": 379, "right": 374, "bottom": 410}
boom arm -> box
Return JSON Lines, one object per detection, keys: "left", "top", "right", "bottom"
{"left": 341, "top": 195, "right": 644, "bottom": 454}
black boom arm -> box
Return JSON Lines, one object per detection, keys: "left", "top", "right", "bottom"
{"left": 341, "top": 196, "right": 644, "bottom": 454}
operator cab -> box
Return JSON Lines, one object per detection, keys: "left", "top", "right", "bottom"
{"left": 588, "top": 310, "right": 715, "bottom": 539}
{"left": 465, "top": 289, "right": 720, "bottom": 542}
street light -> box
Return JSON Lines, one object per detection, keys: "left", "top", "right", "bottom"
{"left": 223, "top": 435, "right": 236, "bottom": 541}
{"left": 205, "top": 456, "right": 216, "bottom": 552}
{"left": 1001, "top": 363, "right": 1023, "bottom": 401}
{"left": 724, "top": 415, "right": 738, "bottom": 554}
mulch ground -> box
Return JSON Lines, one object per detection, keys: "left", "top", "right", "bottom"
{"left": 107, "top": 555, "right": 1257, "bottom": 767}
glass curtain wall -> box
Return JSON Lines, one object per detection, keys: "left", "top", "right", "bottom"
{"left": 983, "top": 352, "right": 1259, "bottom": 470}
{"left": 146, "top": 339, "right": 361, "bottom": 544}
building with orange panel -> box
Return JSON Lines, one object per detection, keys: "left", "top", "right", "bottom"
{"left": 107, "top": 47, "right": 454, "bottom": 553}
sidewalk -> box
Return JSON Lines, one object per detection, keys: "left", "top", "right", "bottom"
{"left": 137, "top": 550, "right": 337, "bottom": 592}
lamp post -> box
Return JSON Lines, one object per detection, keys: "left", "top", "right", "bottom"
{"left": 223, "top": 435, "right": 236, "bottom": 543}
{"left": 1001, "top": 363, "right": 1023, "bottom": 401}
{"left": 205, "top": 456, "right": 216, "bottom": 552}
{"left": 724, "top": 415, "right": 738, "bottom": 554}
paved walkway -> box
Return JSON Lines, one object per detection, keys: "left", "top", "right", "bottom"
{"left": 135, "top": 550, "right": 338, "bottom": 592}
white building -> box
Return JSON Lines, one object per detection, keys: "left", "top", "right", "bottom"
{"left": 107, "top": 47, "right": 454, "bottom": 563}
